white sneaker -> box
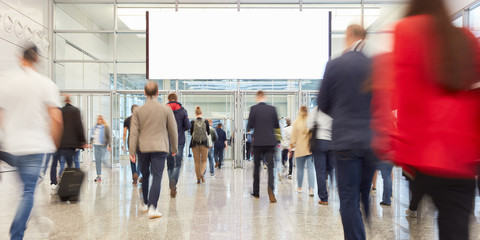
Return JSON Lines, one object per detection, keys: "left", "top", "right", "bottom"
{"left": 148, "top": 206, "right": 162, "bottom": 219}
{"left": 139, "top": 202, "right": 148, "bottom": 213}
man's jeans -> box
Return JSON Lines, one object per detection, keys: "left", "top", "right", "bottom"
{"left": 167, "top": 145, "right": 185, "bottom": 186}
{"left": 50, "top": 148, "right": 75, "bottom": 185}
{"left": 3, "top": 153, "right": 46, "bottom": 240}
{"left": 313, "top": 139, "right": 336, "bottom": 202}
{"left": 208, "top": 147, "right": 215, "bottom": 174}
{"left": 214, "top": 147, "right": 225, "bottom": 169}
{"left": 139, "top": 151, "right": 167, "bottom": 209}
{"left": 335, "top": 149, "right": 378, "bottom": 240}
{"left": 377, "top": 161, "right": 394, "bottom": 205}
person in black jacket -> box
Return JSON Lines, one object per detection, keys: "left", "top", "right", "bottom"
{"left": 50, "top": 95, "right": 87, "bottom": 187}
{"left": 166, "top": 93, "right": 191, "bottom": 197}
{"left": 317, "top": 25, "right": 377, "bottom": 240}
{"left": 247, "top": 91, "right": 279, "bottom": 203}
{"left": 123, "top": 104, "right": 139, "bottom": 185}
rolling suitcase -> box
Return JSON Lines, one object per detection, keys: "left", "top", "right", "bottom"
{"left": 58, "top": 168, "right": 85, "bottom": 201}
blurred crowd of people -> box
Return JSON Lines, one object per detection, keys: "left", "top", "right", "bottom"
{"left": 1, "top": 0, "right": 480, "bottom": 239}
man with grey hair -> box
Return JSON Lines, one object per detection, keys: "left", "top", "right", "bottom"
{"left": 318, "top": 24, "right": 377, "bottom": 240}
{"left": 129, "top": 81, "right": 178, "bottom": 219}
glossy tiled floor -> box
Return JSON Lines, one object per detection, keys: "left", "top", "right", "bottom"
{"left": 1, "top": 157, "right": 480, "bottom": 240}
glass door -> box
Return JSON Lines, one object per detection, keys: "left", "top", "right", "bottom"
{"left": 59, "top": 91, "right": 112, "bottom": 165}
{"left": 238, "top": 91, "right": 299, "bottom": 168}
{"left": 179, "top": 91, "right": 235, "bottom": 164}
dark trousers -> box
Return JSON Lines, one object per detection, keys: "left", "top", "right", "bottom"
{"left": 246, "top": 142, "right": 252, "bottom": 160}
{"left": 408, "top": 177, "right": 425, "bottom": 211}
{"left": 167, "top": 145, "right": 185, "bottom": 186}
{"left": 335, "top": 149, "right": 378, "bottom": 240}
{"left": 130, "top": 156, "right": 138, "bottom": 177}
{"left": 416, "top": 172, "right": 475, "bottom": 240}
{"left": 214, "top": 147, "right": 225, "bottom": 169}
{"left": 50, "top": 148, "right": 75, "bottom": 185}
{"left": 281, "top": 149, "right": 294, "bottom": 175}
{"left": 312, "top": 139, "right": 336, "bottom": 202}
{"left": 253, "top": 146, "right": 275, "bottom": 196}
{"left": 138, "top": 151, "right": 167, "bottom": 209}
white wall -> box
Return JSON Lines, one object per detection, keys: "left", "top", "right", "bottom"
{"left": 0, "top": 0, "right": 50, "bottom": 75}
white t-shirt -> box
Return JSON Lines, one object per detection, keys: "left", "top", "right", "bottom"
{"left": 0, "top": 66, "right": 60, "bottom": 155}
{"left": 92, "top": 127, "right": 101, "bottom": 145}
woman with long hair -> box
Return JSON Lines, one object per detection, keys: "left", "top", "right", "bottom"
{"left": 190, "top": 106, "right": 210, "bottom": 183}
{"left": 290, "top": 106, "right": 315, "bottom": 196}
{"left": 376, "top": 0, "right": 480, "bottom": 238}
{"left": 91, "top": 115, "right": 111, "bottom": 182}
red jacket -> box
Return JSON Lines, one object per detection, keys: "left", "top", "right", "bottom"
{"left": 386, "top": 15, "right": 480, "bottom": 178}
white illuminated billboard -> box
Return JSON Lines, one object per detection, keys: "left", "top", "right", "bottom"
{"left": 148, "top": 9, "right": 329, "bottom": 79}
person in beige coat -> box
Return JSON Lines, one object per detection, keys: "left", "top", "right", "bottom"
{"left": 129, "top": 81, "right": 178, "bottom": 219}
{"left": 290, "top": 106, "right": 315, "bottom": 196}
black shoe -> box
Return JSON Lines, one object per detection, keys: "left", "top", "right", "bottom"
{"left": 250, "top": 193, "right": 259, "bottom": 199}
{"left": 380, "top": 201, "right": 391, "bottom": 206}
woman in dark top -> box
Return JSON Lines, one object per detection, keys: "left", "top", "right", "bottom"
{"left": 190, "top": 106, "right": 210, "bottom": 183}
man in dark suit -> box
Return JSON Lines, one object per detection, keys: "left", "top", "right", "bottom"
{"left": 247, "top": 91, "right": 279, "bottom": 203}
{"left": 317, "top": 25, "right": 377, "bottom": 240}
{"left": 50, "top": 95, "right": 87, "bottom": 187}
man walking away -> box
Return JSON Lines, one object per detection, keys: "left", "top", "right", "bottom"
{"left": 166, "top": 93, "right": 191, "bottom": 197}
{"left": 207, "top": 119, "right": 217, "bottom": 176}
{"left": 0, "top": 46, "right": 63, "bottom": 239}
{"left": 51, "top": 95, "right": 87, "bottom": 188}
{"left": 318, "top": 25, "right": 377, "bottom": 240}
{"left": 214, "top": 123, "right": 227, "bottom": 170}
{"left": 129, "top": 81, "right": 178, "bottom": 219}
{"left": 247, "top": 91, "right": 280, "bottom": 203}
{"left": 123, "top": 104, "right": 139, "bottom": 184}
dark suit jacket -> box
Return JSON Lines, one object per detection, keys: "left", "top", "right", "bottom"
{"left": 318, "top": 51, "right": 372, "bottom": 151}
{"left": 59, "top": 103, "right": 87, "bottom": 149}
{"left": 247, "top": 102, "right": 279, "bottom": 147}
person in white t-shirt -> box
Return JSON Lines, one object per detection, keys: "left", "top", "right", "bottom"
{"left": 0, "top": 46, "right": 62, "bottom": 240}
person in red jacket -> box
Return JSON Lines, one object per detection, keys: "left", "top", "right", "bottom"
{"left": 372, "top": 0, "right": 480, "bottom": 239}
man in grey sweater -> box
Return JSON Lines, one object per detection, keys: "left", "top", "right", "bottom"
{"left": 129, "top": 81, "right": 178, "bottom": 219}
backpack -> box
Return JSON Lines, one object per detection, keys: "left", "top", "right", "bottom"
{"left": 192, "top": 119, "right": 208, "bottom": 144}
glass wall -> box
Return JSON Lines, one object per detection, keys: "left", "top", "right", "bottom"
{"left": 54, "top": 0, "right": 424, "bottom": 164}
{"left": 471, "top": 3, "right": 480, "bottom": 37}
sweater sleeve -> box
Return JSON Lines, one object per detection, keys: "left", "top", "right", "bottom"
{"left": 129, "top": 111, "right": 140, "bottom": 154}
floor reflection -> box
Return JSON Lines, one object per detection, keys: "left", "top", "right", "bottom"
{"left": 0, "top": 158, "right": 479, "bottom": 239}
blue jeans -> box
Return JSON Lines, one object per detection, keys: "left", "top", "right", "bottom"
{"left": 274, "top": 145, "right": 282, "bottom": 178}
{"left": 214, "top": 147, "right": 225, "bottom": 169}
{"left": 335, "top": 149, "right": 378, "bottom": 240}
{"left": 313, "top": 139, "right": 336, "bottom": 201}
{"left": 167, "top": 145, "right": 185, "bottom": 186}
{"left": 94, "top": 145, "right": 107, "bottom": 176}
{"left": 296, "top": 155, "right": 315, "bottom": 189}
{"left": 208, "top": 147, "right": 215, "bottom": 174}
{"left": 130, "top": 154, "right": 139, "bottom": 177}
{"left": 377, "top": 161, "right": 394, "bottom": 205}
{"left": 3, "top": 153, "right": 45, "bottom": 240}
{"left": 74, "top": 150, "right": 80, "bottom": 168}
{"left": 139, "top": 151, "right": 167, "bottom": 209}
